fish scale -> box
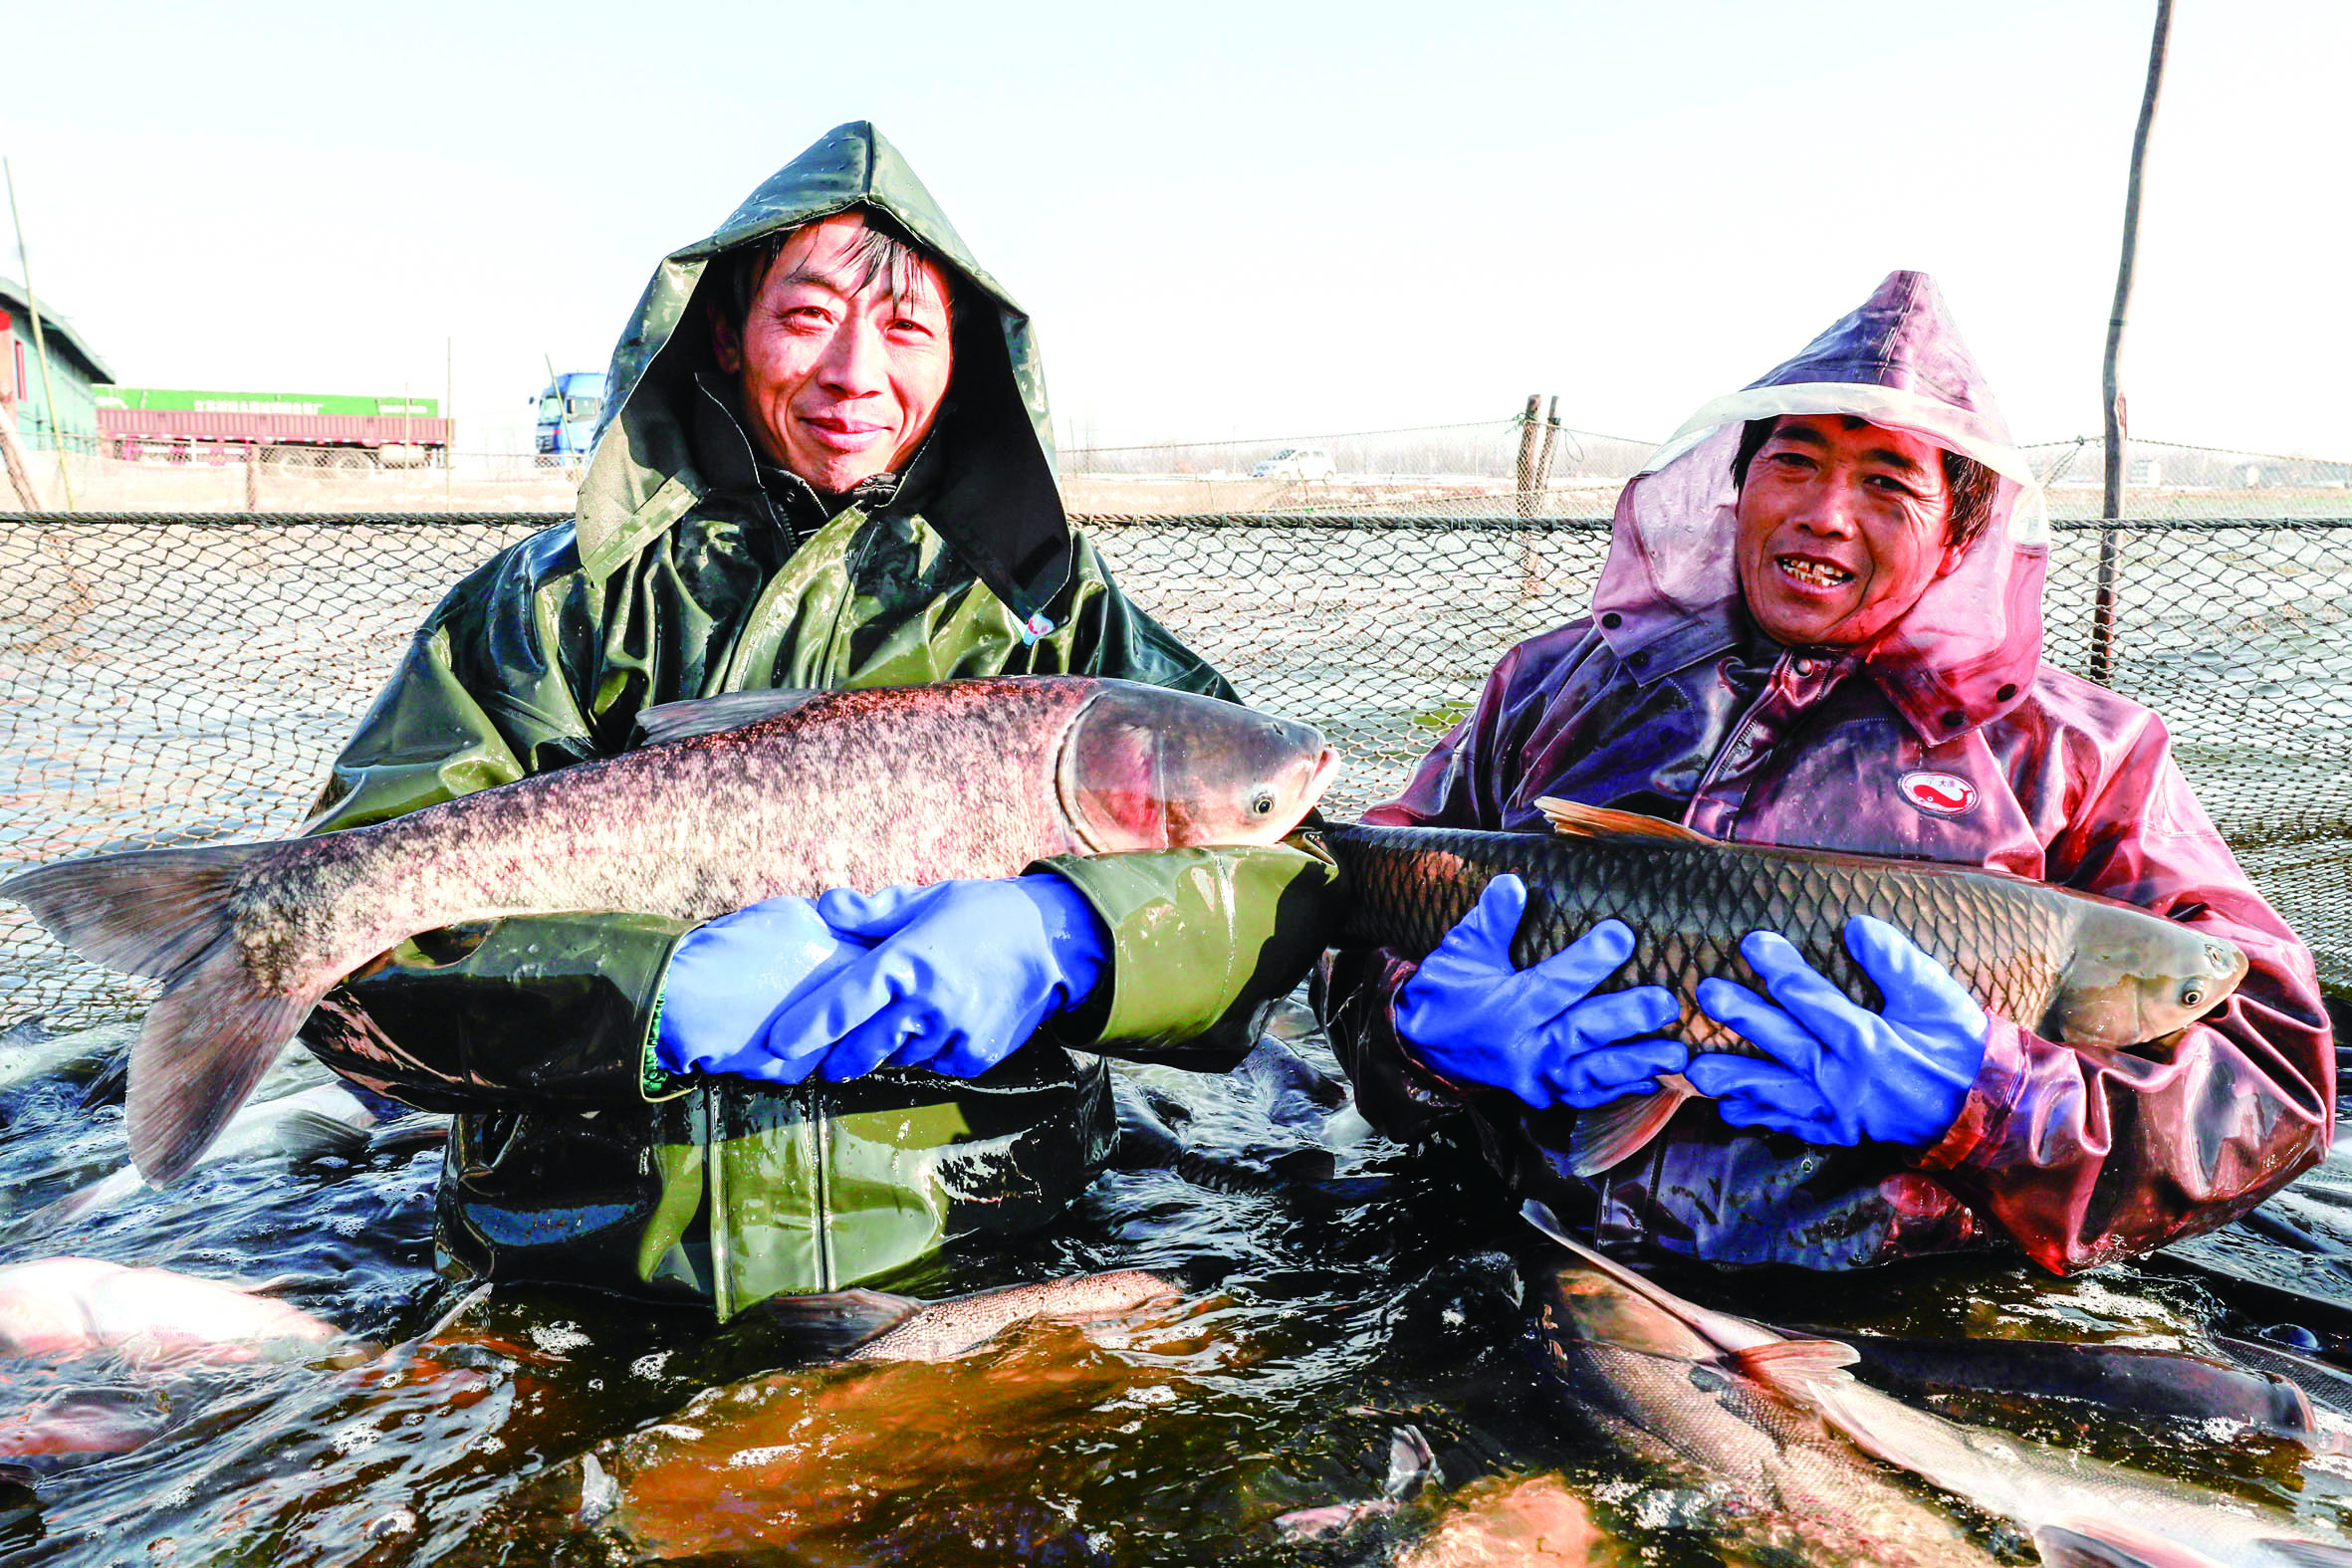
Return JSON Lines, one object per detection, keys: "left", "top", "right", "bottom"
{"left": 1324, "top": 822, "right": 2076, "bottom": 1051}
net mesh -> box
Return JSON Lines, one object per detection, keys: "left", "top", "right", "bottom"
{"left": 3, "top": 506, "right": 2349, "bottom": 1025}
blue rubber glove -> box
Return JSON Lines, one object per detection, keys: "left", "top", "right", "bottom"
{"left": 1686, "top": 915, "right": 1988, "bottom": 1148}
{"left": 1393, "top": 874, "right": 1686, "bottom": 1109}
{"left": 726, "top": 874, "right": 1111, "bottom": 1085}
{"left": 654, "top": 896, "right": 873, "bottom": 1078}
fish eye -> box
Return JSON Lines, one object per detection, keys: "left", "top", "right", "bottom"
{"left": 2181, "top": 985, "right": 2205, "bottom": 1008}
{"left": 1249, "top": 788, "right": 1276, "bottom": 816}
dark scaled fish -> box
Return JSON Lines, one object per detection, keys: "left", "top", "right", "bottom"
{"left": 1782, "top": 1326, "right": 2338, "bottom": 1453}
{"left": 3, "top": 678, "right": 1338, "bottom": 1185}
{"left": 1323, "top": 799, "right": 2246, "bottom": 1174}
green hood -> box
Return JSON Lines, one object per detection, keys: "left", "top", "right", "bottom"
{"left": 578, "top": 120, "right": 1071, "bottom": 621}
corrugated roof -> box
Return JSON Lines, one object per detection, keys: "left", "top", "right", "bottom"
{"left": 0, "top": 276, "right": 114, "bottom": 383}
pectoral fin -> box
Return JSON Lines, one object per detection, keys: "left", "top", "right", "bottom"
{"left": 1534, "top": 797, "right": 1708, "bottom": 843}
{"left": 1567, "top": 1074, "right": 1698, "bottom": 1177}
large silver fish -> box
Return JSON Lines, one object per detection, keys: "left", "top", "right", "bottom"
{"left": 0, "top": 1256, "right": 343, "bottom": 1365}
{"left": 1522, "top": 1202, "right": 2352, "bottom": 1568}
{"left": 1325, "top": 799, "right": 2246, "bottom": 1174}
{"left": 3, "top": 678, "right": 1338, "bottom": 1185}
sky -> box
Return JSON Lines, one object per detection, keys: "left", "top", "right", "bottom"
{"left": 7, "top": 0, "right": 2347, "bottom": 457}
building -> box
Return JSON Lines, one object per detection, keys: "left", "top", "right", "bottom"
{"left": 0, "top": 276, "right": 113, "bottom": 454}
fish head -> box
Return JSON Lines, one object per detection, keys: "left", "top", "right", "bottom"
{"left": 1058, "top": 682, "right": 1339, "bottom": 852}
{"left": 1532, "top": 1260, "right": 1725, "bottom": 1366}
{"left": 2049, "top": 905, "right": 2249, "bottom": 1047}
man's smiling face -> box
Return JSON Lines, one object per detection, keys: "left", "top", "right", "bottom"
{"left": 712, "top": 211, "right": 954, "bottom": 494}
{"left": 1733, "top": 414, "right": 1965, "bottom": 650}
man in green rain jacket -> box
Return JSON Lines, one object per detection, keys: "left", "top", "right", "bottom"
{"left": 298, "top": 122, "right": 1334, "bottom": 1318}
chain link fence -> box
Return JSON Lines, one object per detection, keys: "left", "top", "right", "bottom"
{"left": 4, "top": 500, "right": 2348, "bottom": 1025}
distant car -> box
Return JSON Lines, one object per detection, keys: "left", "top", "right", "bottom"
{"left": 1252, "top": 445, "right": 1336, "bottom": 482}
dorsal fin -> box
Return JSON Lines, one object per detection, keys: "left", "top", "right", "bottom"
{"left": 1534, "top": 796, "right": 1708, "bottom": 843}
{"left": 1732, "top": 1338, "right": 1862, "bottom": 1391}
{"left": 632, "top": 689, "right": 828, "bottom": 747}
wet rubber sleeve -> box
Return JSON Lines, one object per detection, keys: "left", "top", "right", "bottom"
{"left": 1035, "top": 841, "right": 1343, "bottom": 1071}
{"left": 303, "top": 913, "right": 692, "bottom": 1111}
{"left": 1914, "top": 722, "right": 2333, "bottom": 1273}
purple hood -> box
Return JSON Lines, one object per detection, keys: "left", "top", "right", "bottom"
{"left": 1592, "top": 271, "right": 2052, "bottom": 744}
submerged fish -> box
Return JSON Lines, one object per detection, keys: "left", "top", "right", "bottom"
{"left": 36, "top": 1082, "right": 443, "bottom": 1228}
{"left": 2, "top": 677, "right": 1338, "bottom": 1184}
{"left": 1325, "top": 800, "right": 2245, "bottom": 1174}
{"left": 1392, "top": 1471, "right": 1617, "bottom": 1568}
{"left": 758, "top": 1268, "right": 1180, "bottom": 1363}
{"left": 563, "top": 1276, "right": 1205, "bottom": 1561}
{"left": 1522, "top": 1202, "right": 2352, "bottom": 1568}
{"left": 0, "top": 1017, "right": 136, "bottom": 1101}
{"left": 0, "top": 1257, "right": 342, "bottom": 1365}
{"left": 0, "top": 1385, "right": 170, "bottom": 1459}
{"left": 1274, "top": 1426, "right": 1436, "bottom": 1541}
{"left": 1785, "top": 1325, "right": 2337, "bottom": 1453}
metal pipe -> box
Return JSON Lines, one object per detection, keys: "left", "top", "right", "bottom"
{"left": 2090, "top": 0, "right": 2174, "bottom": 685}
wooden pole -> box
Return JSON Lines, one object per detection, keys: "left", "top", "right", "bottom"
{"left": 0, "top": 399, "right": 43, "bottom": 510}
{"left": 4, "top": 157, "right": 76, "bottom": 513}
{"left": 2090, "top": 0, "right": 2173, "bottom": 686}
{"left": 1514, "top": 393, "right": 1541, "bottom": 521}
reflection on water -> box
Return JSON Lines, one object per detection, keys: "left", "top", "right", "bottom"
{"left": 0, "top": 1014, "right": 2343, "bottom": 1566}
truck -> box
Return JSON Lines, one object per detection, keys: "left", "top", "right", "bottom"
{"left": 93, "top": 387, "right": 450, "bottom": 468}
{"left": 535, "top": 370, "right": 606, "bottom": 464}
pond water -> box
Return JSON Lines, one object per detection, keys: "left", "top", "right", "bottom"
{"left": 0, "top": 1008, "right": 2345, "bottom": 1567}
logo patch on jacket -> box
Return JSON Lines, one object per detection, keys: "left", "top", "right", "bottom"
{"left": 1898, "top": 771, "right": 1979, "bottom": 817}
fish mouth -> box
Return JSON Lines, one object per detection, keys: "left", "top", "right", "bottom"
{"left": 1300, "top": 748, "right": 1341, "bottom": 813}
{"left": 1774, "top": 554, "right": 1856, "bottom": 590}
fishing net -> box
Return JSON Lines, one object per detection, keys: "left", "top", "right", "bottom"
{"left": 2, "top": 509, "right": 2349, "bottom": 1024}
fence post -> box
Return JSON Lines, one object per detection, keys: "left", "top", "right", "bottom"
{"left": 244, "top": 442, "right": 260, "bottom": 513}
{"left": 2091, "top": 0, "right": 2173, "bottom": 687}
{"left": 1534, "top": 395, "right": 1562, "bottom": 504}
{"left": 1514, "top": 394, "right": 1541, "bottom": 522}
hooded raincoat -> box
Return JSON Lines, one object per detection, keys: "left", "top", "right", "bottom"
{"left": 1324, "top": 272, "right": 2331, "bottom": 1275}
{"left": 297, "top": 123, "right": 1336, "bottom": 1316}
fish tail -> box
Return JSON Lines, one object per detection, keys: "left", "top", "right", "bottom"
{"left": 1566, "top": 1074, "right": 1698, "bottom": 1178}
{"left": 126, "top": 939, "right": 320, "bottom": 1185}
{"left": 1, "top": 842, "right": 274, "bottom": 980}
{"left": 3, "top": 843, "right": 320, "bottom": 1185}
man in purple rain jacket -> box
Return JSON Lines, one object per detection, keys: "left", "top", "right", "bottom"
{"left": 1323, "top": 272, "right": 2331, "bottom": 1275}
